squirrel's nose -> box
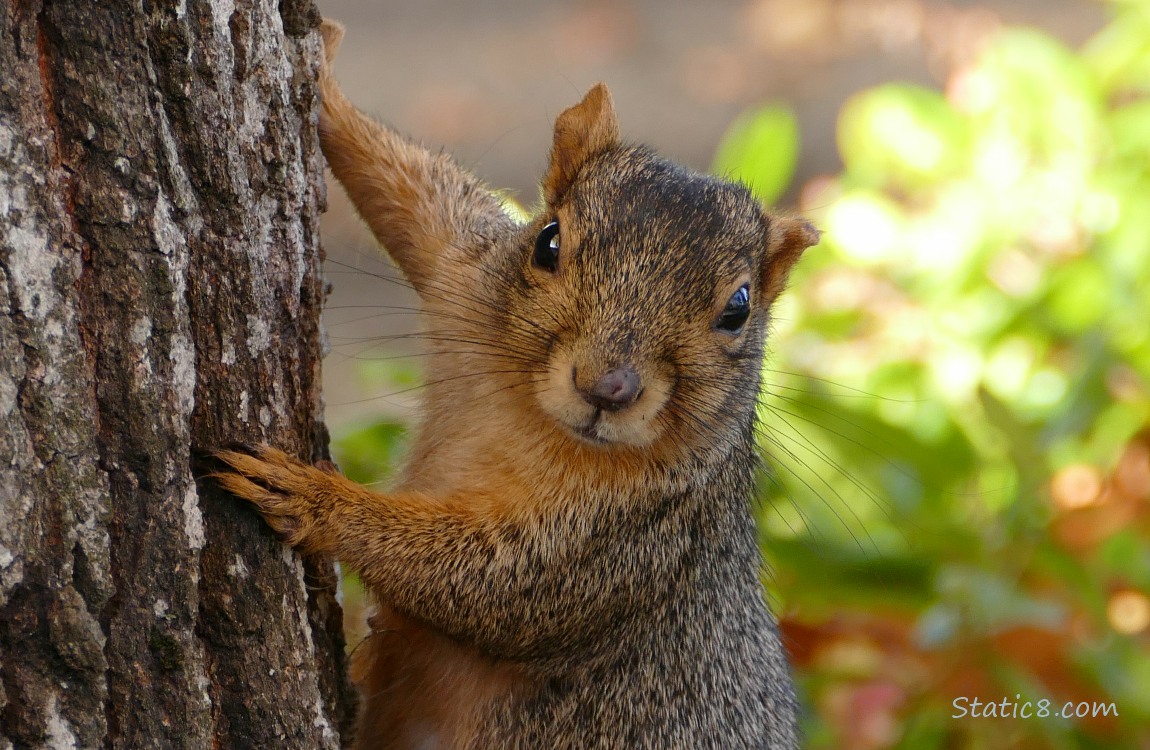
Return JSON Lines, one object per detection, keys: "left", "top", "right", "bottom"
{"left": 581, "top": 366, "right": 643, "bottom": 412}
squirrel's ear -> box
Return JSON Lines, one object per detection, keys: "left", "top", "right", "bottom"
{"left": 543, "top": 83, "right": 620, "bottom": 204}
{"left": 761, "top": 214, "right": 819, "bottom": 300}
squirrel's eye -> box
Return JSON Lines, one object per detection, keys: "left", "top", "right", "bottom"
{"left": 716, "top": 284, "right": 751, "bottom": 334}
{"left": 533, "top": 221, "right": 561, "bottom": 272}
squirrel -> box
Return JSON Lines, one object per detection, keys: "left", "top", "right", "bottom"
{"left": 211, "top": 17, "right": 818, "bottom": 750}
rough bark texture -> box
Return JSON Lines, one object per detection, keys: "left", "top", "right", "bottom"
{"left": 0, "top": 0, "right": 356, "bottom": 747}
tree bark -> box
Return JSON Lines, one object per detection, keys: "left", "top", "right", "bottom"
{"left": 0, "top": 0, "right": 356, "bottom": 747}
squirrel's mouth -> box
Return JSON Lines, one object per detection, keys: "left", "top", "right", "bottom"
{"left": 572, "top": 413, "right": 609, "bottom": 445}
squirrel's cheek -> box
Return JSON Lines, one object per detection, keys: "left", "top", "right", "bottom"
{"left": 535, "top": 350, "right": 595, "bottom": 427}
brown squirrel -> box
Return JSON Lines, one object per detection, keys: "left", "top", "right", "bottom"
{"left": 212, "top": 18, "right": 818, "bottom": 750}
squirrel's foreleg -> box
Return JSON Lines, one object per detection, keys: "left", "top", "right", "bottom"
{"left": 211, "top": 444, "right": 649, "bottom": 668}
{"left": 316, "top": 19, "right": 512, "bottom": 295}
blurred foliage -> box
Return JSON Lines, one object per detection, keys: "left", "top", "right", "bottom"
{"left": 330, "top": 2, "right": 1150, "bottom": 748}
{"left": 725, "top": 1, "right": 1150, "bottom": 747}
{"left": 333, "top": 359, "right": 419, "bottom": 487}
{"left": 714, "top": 104, "right": 801, "bottom": 206}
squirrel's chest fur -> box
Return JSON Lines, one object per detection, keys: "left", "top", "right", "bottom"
{"left": 352, "top": 561, "right": 795, "bottom": 750}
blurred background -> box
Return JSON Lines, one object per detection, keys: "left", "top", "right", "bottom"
{"left": 318, "top": 1, "right": 1150, "bottom": 747}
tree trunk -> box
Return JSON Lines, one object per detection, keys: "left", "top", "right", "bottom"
{"left": 0, "top": 1, "right": 356, "bottom": 747}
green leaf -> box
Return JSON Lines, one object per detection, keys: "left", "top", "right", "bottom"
{"left": 837, "top": 84, "right": 967, "bottom": 189}
{"left": 1083, "top": 1, "right": 1150, "bottom": 97}
{"left": 711, "top": 104, "right": 799, "bottom": 206}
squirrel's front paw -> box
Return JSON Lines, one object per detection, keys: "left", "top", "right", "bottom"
{"left": 209, "top": 444, "right": 340, "bottom": 552}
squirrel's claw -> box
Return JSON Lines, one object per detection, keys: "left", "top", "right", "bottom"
{"left": 209, "top": 444, "right": 332, "bottom": 550}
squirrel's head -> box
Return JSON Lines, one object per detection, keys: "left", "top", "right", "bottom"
{"left": 494, "top": 84, "right": 818, "bottom": 456}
